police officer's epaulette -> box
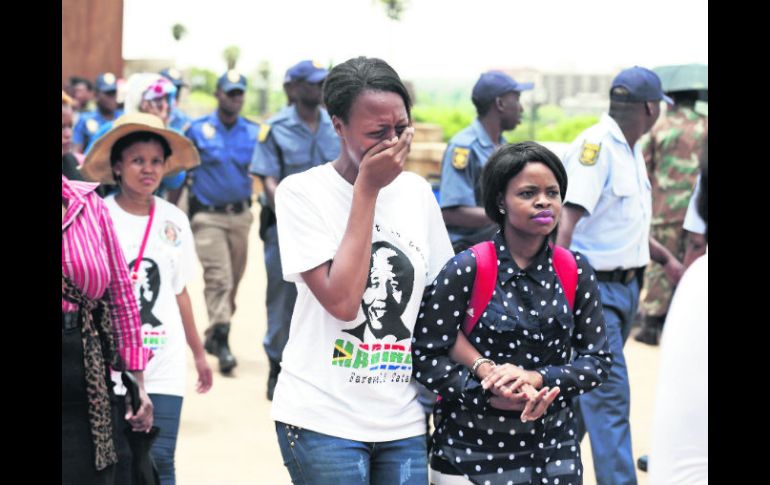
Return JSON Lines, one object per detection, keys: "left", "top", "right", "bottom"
{"left": 258, "top": 123, "right": 271, "bottom": 143}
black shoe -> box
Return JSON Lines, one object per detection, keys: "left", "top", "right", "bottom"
{"left": 267, "top": 359, "right": 281, "bottom": 400}
{"left": 203, "top": 330, "right": 218, "bottom": 356}
{"left": 634, "top": 327, "right": 660, "bottom": 345}
{"left": 634, "top": 315, "right": 664, "bottom": 346}
{"left": 637, "top": 454, "right": 648, "bottom": 472}
{"left": 205, "top": 323, "right": 238, "bottom": 374}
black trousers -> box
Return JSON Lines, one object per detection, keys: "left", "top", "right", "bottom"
{"left": 62, "top": 321, "right": 132, "bottom": 485}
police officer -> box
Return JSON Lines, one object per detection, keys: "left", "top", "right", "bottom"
{"left": 72, "top": 72, "right": 123, "bottom": 154}
{"left": 160, "top": 67, "right": 193, "bottom": 133}
{"left": 185, "top": 70, "right": 259, "bottom": 374}
{"left": 439, "top": 71, "right": 532, "bottom": 253}
{"left": 250, "top": 60, "right": 340, "bottom": 399}
{"left": 636, "top": 84, "right": 708, "bottom": 345}
{"left": 556, "top": 66, "right": 684, "bottom": 485}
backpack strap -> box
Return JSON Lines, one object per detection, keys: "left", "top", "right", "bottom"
{"left": 461, "top": 242, "right": 579, "bottom": 337}
{"left": 462, "top": 241, "right": 497, "bottom": 335}
{"left": 551, "top": 243, "right": 578, "bottom": 311}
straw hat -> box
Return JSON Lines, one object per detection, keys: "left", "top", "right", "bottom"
{"left": 81, "top": 112, "right": 199, "bottom": 185}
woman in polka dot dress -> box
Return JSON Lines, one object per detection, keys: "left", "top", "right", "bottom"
{"left": 413, "top": 142, "right": 612, "bottom": 485}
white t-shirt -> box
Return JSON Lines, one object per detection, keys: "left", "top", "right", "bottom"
{"left": 649, "top": 252, "right": 708, "bottom": 484}
{"left": 105, "top": 195, "right": 198, "bottom": 397}
{"left": 272, "top": 164, "right": 454, "bottom": 442}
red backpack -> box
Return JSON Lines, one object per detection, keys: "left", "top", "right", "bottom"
{"left": 462, "top": 241, "right": 578, "bottom": 336}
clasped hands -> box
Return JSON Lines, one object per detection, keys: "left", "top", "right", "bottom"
{"left": 477, "top": 362, "right": 560, "bottom": 422}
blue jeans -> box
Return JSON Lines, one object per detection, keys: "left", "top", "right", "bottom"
{"left": 275, "top": 422, "right": 428, "bottom": 485}
{"left": 575, "top": 278, "right": 639, "bottom": 485}
{"left": 149, "top": 394, "right": 184, "bottom": 485}
{"left": 263, "top": 224, "right": 297, "bottom": 363}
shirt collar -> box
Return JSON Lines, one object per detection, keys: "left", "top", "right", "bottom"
{"left": 601, "top": 112, "right": 629, "bottom": 147}
{"left": 319, "top": 107, "right": 333, "bottom": 128}
{"left": 62, "top": 175, "right": 99, "bottom": 232}
{"left": 286, "top": 105, "right": 334, "bottom": 131}
{"left": 471, "top": 118, "right": 504, "bottom": 149}
{"left": 283, "top": 105, "right": 300, "bottom": 127}
{"left": 209, "top": 111, "right": 245, "bottom": 132}
{"left": 493, "top": 232, "right": 555, "bottom": 287}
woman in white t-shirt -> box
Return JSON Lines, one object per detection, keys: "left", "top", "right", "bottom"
{"left": 272, "top": 57, "right": 454, "bottom": 485}
{"left": 81, "top": 112, "right": 213, "bottom": 485}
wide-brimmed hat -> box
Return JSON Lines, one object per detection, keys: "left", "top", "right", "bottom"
{"left": 81, "top": 112, "right": 199, "bottom": 185}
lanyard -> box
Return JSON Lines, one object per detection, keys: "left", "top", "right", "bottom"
{"left": 129, "top": 201, "right": 155, "bottom": 285}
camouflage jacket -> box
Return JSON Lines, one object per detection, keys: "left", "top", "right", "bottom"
{"left": 641, "top": 106, "right": 708, "bottom": 226}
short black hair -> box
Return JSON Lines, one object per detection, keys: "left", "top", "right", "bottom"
{"left": 472, "top": 96, "right": 495, "bottom": 117}
{"left": 323, "top": 57, "right": 411, "bottom": 123}
{"left": 698, "top": 137, "right": 708, "bottom": 243}
{"left": 69, "top": 76, "right": 93, "bottom": 91}
{"left": 110, "top": 131, "right": 172, "bottom": 167}
{"left": 481, "top": 141, "right": 568, "bottom": 227}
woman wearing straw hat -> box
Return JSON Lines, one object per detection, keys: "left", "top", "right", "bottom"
{"left": 82, "top": 112, "right": 212, "bottom": 485}
{"left": 85, "top": 73, "right": 188, "bottom": 201}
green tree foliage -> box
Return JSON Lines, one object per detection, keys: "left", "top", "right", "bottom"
{"left": 171, "top": 23, "right": 187, "bottom": 42}
{"left": 412, "top": 105, "right": 475, "bottom": 142}
{"left": 223, "top": 45, "right": 241, "bottom": 70}
{"left": 529, "top": 114, "right": 598, "bottom": 143}
{"left": 188, "top": 67, "right": 218, "bottom": 94}
{"left": 378, "top": 0, "right": 408, "bottom": 21}
{"left": 413, "top": 100, "right": 598, "bottom": 143}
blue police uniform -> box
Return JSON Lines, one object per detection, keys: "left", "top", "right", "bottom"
{"left": 438, "top": 118, "right": 504, "bottom": 245}
{"left": 74, "top": 72, "right": 123, "bottom": 151}
{"left": 159, "top": 68, "right": 193, "bottom": 134}
{"left": 563, "top": 112, "right": 652, "bottom": 485}
{"left": 73, "top": 109, "right": 123, "bottom": 151}
{"left": 250, "top": 104, "right": 340, "bottom": 365}
{"left": 183, "top": 70, "right": 257, "bottom": 374}
{"left": 185, "top": 110, "right": 258, "bottom": 344}
{"left": 251, "top": 105, "right": 340, "bottom": 180}
{"left": 168, "top": 107, "right": 192, "bottom": 134}
{"left": 186, "top": 112, "right": 258, "bottom": 206}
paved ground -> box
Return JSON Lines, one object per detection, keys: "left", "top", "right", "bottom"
{"left": 175, "top": 205, "right": 658, "bottom": 485}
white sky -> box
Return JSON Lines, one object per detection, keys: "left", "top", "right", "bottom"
{"left": 123, "top": 0, "right": 708, "bottom": 86}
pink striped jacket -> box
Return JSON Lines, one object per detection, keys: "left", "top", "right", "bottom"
{"left": 62, "top": 175, "right": 150, "bottom": 370}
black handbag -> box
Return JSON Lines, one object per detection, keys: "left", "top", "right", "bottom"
{"left": 121, "top": 372, "right": 161, "bottom": 485}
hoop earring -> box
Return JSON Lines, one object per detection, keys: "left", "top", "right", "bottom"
{"left": 499, "top": 207, "right": 506, "bottom": 214}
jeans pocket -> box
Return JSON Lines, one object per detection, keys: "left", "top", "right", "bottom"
{"left": 277, "top": 422, "right": 307, "bottom": 485}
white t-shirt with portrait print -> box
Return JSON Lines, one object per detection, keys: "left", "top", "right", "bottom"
{"left": 105, "top": 195, "right": 198, "bottom": 397}
{"left": 272, "top": 163, "right": 454, "bottom": 443}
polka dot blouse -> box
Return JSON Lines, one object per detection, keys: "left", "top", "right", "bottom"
{"left": 412, "top": 233, "right": 612, "bottom": 485}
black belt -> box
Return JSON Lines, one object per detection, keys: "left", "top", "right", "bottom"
{"left": 190, "top": 195, "right": 251, "bottom": 215}
{"left": 595, "top": 267, "right": 644, "bottom": 284}
{"left": 62, "top": 311, "right": 79, "bottom": 330}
